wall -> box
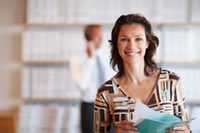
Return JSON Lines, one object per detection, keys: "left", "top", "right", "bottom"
{"left": 0, "top": 0, "right": 25, "bottom": 108}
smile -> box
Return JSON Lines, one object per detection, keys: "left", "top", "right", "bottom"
{"left": 124, "top": 49, "right": 141, "bottom": 55}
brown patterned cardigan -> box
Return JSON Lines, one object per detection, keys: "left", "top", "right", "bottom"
{"left": 93, "top": 69, "right": 189, "bottom": 133}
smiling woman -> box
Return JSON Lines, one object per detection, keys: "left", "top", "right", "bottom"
{"left": 93, "top": 14, "right": 191, "bottom": 133}
{"left": 110, "top": 14, "right": 159, "bottom": 78}
{"left": 117, "top": 24, "right": 148, "bottom": 67}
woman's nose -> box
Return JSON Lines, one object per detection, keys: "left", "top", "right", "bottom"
{"left": 128, "top": 39, "right": 137, "bottom": 49}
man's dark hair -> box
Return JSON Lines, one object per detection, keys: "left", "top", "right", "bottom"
{"left": 84, "top": 24, "right": 101, "bottom": 41}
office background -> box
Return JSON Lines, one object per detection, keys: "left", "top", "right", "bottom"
{"left": 0, "top": 0, "right": 200, "bottom": 132}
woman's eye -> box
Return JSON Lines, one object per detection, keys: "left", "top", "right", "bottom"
{"left": 135, "top": 37, "right": 143, "bottom": 41}
{"left": 120, "top": 38, "right": 128, "bottom": 42}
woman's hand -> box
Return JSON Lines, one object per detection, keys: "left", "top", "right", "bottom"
{"left": 165, "top": 124, "right": 190, "bottom": 133}
{"left": 115, "top": 120, "right": 138, "bottom": 133}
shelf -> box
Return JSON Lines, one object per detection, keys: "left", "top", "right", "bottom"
{"left": 26, "top": 22, "right": 200, "bottom": 27}
{"left": 26, "top": 22, "right": 113, "bottom": 27}
{"left": 22, "top": 97, "right": 80, "bottom": 104}
{"left": 152, "top": 22, "right": 200, "bottom": 27}
{"left": 23, "top": 60, "right": 69, "bottom": 65}
{"left": 0, "top": 25, "right": 25, "bottom": 33}
{"left": 158, "top": 61, "right": 200, "bottom": 68}
{"left": 0, "top": 63, "right": 21, "bottom": 70}
{"left": 186, "top": 99, "right": 200, "bottom": 107}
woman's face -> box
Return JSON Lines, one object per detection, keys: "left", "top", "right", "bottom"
{"left": 117, "top": 23, "right": 148, "bottom": 64}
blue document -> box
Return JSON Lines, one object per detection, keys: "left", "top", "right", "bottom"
{"left": 131, "top": 100, "right": 192, "bottom": 133}
{"left": 137, "top": 112, "right": 181, "bottom": 133}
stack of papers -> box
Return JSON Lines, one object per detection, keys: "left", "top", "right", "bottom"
{"left": 137, "top": 112, "right": 181, "bottom": 133}
{"left": 132, "top": 100, "right": 186, "bottom": 133}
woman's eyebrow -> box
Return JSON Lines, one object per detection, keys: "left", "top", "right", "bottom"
{"left": 118, "top": 35, "right": 128, "bottom": 37}
{"left": 134, "top": 33, "right": 145, "bottom": 37}
{"left": 119, "top": 34, "right": 144, "bottom": 38}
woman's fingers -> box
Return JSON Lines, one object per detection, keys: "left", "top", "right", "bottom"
{"left": 173, "top": 125, "right": 187, "bottom": 130}
{"left": 116, "top": 120, "right": 135, "bottom": 128}
{"left": 115, "top": 120, "right": 138, "bottom": 133}
{"left": 166, "top": 125, "right": 190, "bottom": 133}
{"left": 174, "top": 125, "right": 190, "bottom": 133}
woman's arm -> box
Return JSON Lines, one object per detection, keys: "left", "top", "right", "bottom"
{"left": 170, "top": 78, "right": 191, "bottom": 133}
{"left": 173, "top": 79, "right": 188, "bottom": 121}
{"left": 94, "top": 92, "right": 112, "bottom": 133}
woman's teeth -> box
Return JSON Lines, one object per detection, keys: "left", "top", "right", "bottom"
{"left": 125, "top": 50, "right": 140, "bottom": 55}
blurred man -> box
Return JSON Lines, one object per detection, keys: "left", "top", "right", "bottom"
{"left": 78, "top": 24, "right": 112, "bottom": 133}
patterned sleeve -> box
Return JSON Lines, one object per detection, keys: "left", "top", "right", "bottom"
{"left": 173, "top": 78, "right": 189, "bottom": 121}
{"left": 93, "top": 92, "right": 112, "bottom": 133}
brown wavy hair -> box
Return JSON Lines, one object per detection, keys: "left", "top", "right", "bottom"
{"left": 109, "top": 14, "right": 159, "bottom": 77}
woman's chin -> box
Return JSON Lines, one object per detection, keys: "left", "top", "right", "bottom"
{"left": 123, "top": 59, "right": 141, "bottom": 65}
{"left": 123, "top": 54, "right": 143, "bottom": 61}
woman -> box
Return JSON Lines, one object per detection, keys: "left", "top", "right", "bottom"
{"left": 93, "top": 14, "right": 191, "bottom": 133}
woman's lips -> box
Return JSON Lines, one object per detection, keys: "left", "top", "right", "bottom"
{"left": 125, "top": 49, "right": 141, "bottom": 55}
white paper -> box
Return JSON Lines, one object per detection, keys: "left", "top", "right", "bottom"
{"left": 132, "top": 100, "right": 158, "bottom": 124}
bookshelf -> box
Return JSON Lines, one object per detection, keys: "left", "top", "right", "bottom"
{"left": 22, "top": 97, "right": 80, "bottom": 105}
{"left": 18, "top": 0, "right": 200, "bottom": 133}
{"left": 26, "top": 22, "right": 200, "bottom": 27}
{"left": 23, "top": 60, "right": 69, "bottom": 65}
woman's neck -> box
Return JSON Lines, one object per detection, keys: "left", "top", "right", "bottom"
{"left": 122, "top": 60, "right": 146, "bottom": 85}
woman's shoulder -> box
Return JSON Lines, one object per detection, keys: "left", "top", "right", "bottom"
{"left": 159, "top": 68, "right": 180, "bottom": 81}
{"left": 97, "top": 78, "right": 114, "bottom": 95}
